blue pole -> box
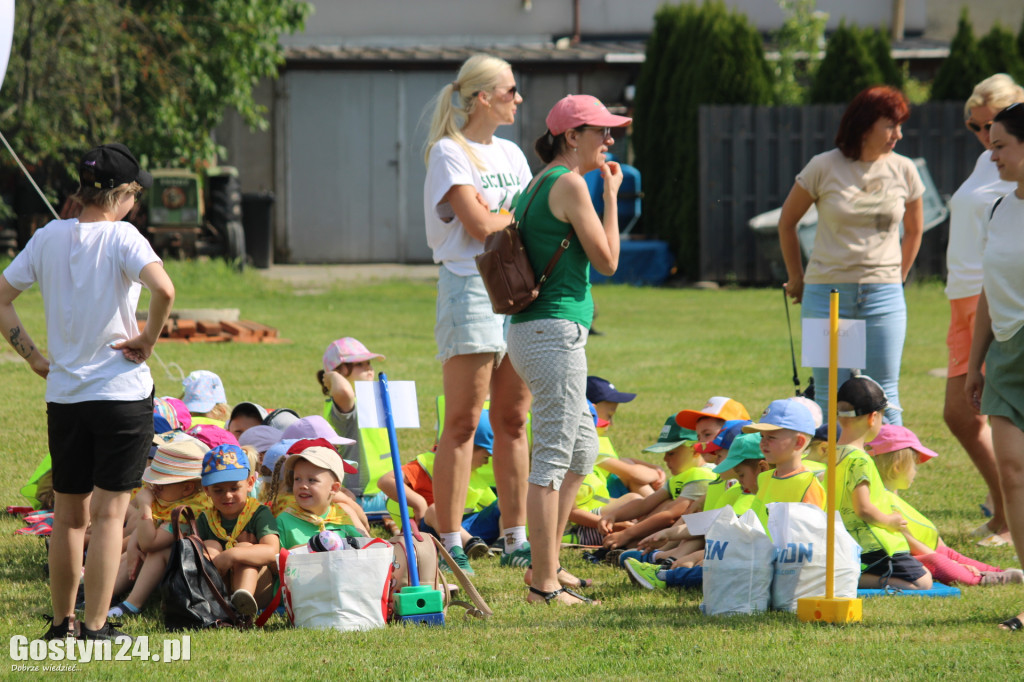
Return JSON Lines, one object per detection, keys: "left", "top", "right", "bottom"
{"left": 378, "top": 372, "right": 419, "bottom": 586}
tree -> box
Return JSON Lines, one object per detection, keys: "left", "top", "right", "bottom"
{"left": 809, "top": 22, "right": 883, "bottom": 103}
{"left": 633, "top": 1, "right": 773, "bottom": 279}
{"left": 930, "top": 9, "right": 988, "bottom": 101}
{"left": 865, "top": 28, "right": 904, "bottom": 90}
{"left": 977, "top": 23, "right": 1024, "bottom": 83}
{"left": 0, "top": 0, "right": 309, "bottom": 209}
{"left": 772, "top": 0, "right": 827, "bottom": 105}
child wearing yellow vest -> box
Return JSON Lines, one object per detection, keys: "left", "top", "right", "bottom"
{"left": 587, "top": 376, "right": 666, "bottom": 496}
{"left": 868, "top": 425, "right": 1023, "bottom": 586}
{"left": 599, "top": 416, "right": 716, "bottom": 549}
{"left": 743, "top": 399, "right": 825, "bottom": 509}
{"left": 108, "top": 439, "right": 213, "bottom": 618}
{"left": 196, "top": 444, "right": 280, "bottom": 616}
{"left": 835, "top": 377, "right": 932, "bottom": 590}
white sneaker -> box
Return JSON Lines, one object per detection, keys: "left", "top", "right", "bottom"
{"left": 230, "top": 589, "right": 258, "bottom": 616}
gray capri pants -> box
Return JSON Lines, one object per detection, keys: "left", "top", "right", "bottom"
{"left": 507, "top": 318, "right": 599, "bottom": 489}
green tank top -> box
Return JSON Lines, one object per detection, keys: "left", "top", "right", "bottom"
{"left": 510, "top": 166, "right": 594, "bottom": 327}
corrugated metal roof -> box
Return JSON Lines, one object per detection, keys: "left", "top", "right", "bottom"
{"left": 284, "top": 40, "right": 648, "bottom": 67}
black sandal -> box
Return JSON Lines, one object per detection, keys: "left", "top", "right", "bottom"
{"left": 528, "top": 586, "right": 593, "bottom": 604}
{"left": 999, "top": 616, "right": 1023, "bottom": 632}
{"left": 558, "top": 566, "right": 594, "bottom": 588}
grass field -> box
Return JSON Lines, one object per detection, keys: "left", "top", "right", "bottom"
{"left": 1, "top": 259, "right": 1021, "bottom": 680}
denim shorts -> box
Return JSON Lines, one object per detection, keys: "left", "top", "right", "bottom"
{"left": 434, "top": 266, "right": 508, "bottom": 364}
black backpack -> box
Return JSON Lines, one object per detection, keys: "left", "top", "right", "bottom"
{"left": 158, "top": 506, "right": 247, "bottom": 631}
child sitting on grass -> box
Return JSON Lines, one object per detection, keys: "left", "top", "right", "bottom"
{"left": 835, "top": 377, "right": 932, "bottom": 591}
{"left": 586, "top": 375, "right": 665, "bottom": 496}
{"left": 196, "top": 444, "right": 280, "bottom": 617}
{"left": 743, "top": 399, "right": 825, "bottom": 509}
{"left": 599, "top": 416, "right": 715, "bottom": 549}
{"left": 276, "top": 443, "right": 365, "bottom": 549}
{"left": 182, "top": 370, "right": 230, "bottom": 426}
{"left": 377, "top": 413, "right": 498, "bottom": 568}
{"left": 675, "top": 396, "right": 751, "bottom": 444}
{"left": 109, "top": 440, "right": 211, "bottom": 618}
{"left": 623, "top": 433, "right": 770, "bottom": 591}
{"left": 868, "top": 425, "right": 1023, "bottom": 586}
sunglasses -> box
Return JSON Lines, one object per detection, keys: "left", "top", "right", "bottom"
{"left": 966, "top": 120, "right": 992, "bottom": 133}
{"left": 580, "top": 126, "right": 612, "bottom": 138}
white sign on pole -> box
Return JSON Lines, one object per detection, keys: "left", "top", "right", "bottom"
{"left": 801, "top": 318, "right": 867, "bottom": 369}
{"left": 355, "top": 381, "right": 420, "bottom": 429}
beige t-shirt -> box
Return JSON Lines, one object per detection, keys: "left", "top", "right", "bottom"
{"left": 797, "top": 149, "right": 924, "bottom": 284}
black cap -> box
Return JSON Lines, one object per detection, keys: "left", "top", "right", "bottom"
{"left": 586, "top": 376, "right": 636, "bottom": 404}
{"left": 836, "top": 376, "right": 891, "bottom": 418}
{"left": 79, "top": 143, "right": 153, "bottom": 190}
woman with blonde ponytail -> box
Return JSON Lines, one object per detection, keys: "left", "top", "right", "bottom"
{"left": 422, "top": 54, "right": 533, "bottom": 573}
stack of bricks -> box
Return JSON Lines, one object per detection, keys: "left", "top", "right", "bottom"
{"left": 139, "top": 318, "right": 286, "bottom": 344}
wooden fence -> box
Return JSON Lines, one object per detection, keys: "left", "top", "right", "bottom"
{"left": 697, "top": 101, "right": 980, "bottom": 284}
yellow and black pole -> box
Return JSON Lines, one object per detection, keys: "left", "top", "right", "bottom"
{"left": 797, "top": 289, "right": 863, "bottom": 623}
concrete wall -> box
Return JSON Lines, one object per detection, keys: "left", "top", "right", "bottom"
{"left": 927, "top": 1, "right": 1024, "bottom": 41}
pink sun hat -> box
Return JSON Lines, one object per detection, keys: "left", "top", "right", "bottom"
{"left": 867, "top": 425, "right": 939, "bottom": 464}
{"left": 322, "top": 337, "right": 385, "bottom": 374}
{"left": 545, "top": 94, "right": 632, "bottom": 136}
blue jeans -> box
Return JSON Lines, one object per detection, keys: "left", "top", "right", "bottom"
{"left": 801, "top": 283, "right": 905, "bottom": 425}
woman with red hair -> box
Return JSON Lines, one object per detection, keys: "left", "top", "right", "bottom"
{"left": 778, "top": 86, "right": 924, "bottom": 424}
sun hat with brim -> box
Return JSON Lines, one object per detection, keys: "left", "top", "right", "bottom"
{"left": 143, "top": 439, "right": 208, "bottom": 486}
{"left": 867, "top": 424, "right": 939, "bottom": 463}
{"left": 676, "top": 397, "right": 750, "bottom": 430}
{"left": 322, "top": 337, "right": 385, "bottom": 374}
{"left": 545, "top": 95, "right": 632, "bottom": 136}
{"left": 713, "top": 433, "right": 764, "bottom": 474}
{"left": 283, "top": 446, "right": 351, "bottom": 484}
{"left": 282, "top": 415, "right": 356, "bottom": 447}
{"left": 643, "top": 416, "right": 699, "bottom": 453}
{"left": 182, "top": 370, "right": 227, "bottom": 414}
{"left": 238, "top": 425, "right": 284, "bottom": 454}
{"left": 286, "top": 438, "right": 357, "bottom": 474}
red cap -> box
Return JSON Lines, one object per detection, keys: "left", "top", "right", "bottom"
{"left": 287, "top": 438, "right": 357, "bottom": 474}
{"left": 545, "top": 95, "right": 632, "bottom": 136}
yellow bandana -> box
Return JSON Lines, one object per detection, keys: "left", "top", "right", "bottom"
{"left": 205, "top": 498, "right": 261, "bottom": 548}
{"left": 280, "top": 501, "right": 353, "bottom": 532}
{"left": 151, "top": 491, "right": 211, "bottom": 524}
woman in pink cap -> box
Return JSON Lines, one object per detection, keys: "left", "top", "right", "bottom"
{"left": 422, "top": 54, "right": 534, "bottom": 572}
{"left": 505, "top": 94, "right": 629, "bottom": 605}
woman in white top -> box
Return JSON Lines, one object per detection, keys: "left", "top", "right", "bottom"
{"left": 944, "top": 74, "right": 1023, "bottom": 547}
{"left": 779, "top": 86, "right": 924, "bottom": 426}
{"left": 422, "top": 54, "right": 532, "bottom": 571}
{"left": 965, "top": 102, "right": 1024, "bottom": 632}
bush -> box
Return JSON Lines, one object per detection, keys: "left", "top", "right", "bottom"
{"left": 977, "top": 23, "right": 1024, "bottom": 83}
{"left": 866, "top": 28, "right": 904, "bottom": 90}
{"left": 633, "top": 1, "right": 772, "bottom": 280}
{"left": 931, "top": 9, "right": 988, "bottom": 101}
{"left": 810, "top": 22, "right": 883, "bottom": 103}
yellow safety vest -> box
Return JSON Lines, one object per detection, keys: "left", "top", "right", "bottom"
{"left": 323, "top": 399, "right": 392, "bottom": 496}
{"left": 703, "top": 477, "right": 732, "bottom": 511}
{"left": 835, "top": 445, "right": 909, "bottom": 556}
{"left": 754, "top": 469, "right": 824, "bottom": 506}
{"left": 386, "top": 452, "right": 496, "bottom": 528}
{"left": 667, "top": 466, "right": 717, "bottom": 500}
{"left": 575, "top": 472, "right": 612, "bottom": 512}
{"left": 884, "top": 491, "right": 939, "bottom": 551}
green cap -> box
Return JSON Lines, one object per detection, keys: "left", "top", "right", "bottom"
{"left": 644, "top": 416, "right": 699, "bottom": 453}
{"left": 712, "top": 432, "right": 764, "bottom": 474}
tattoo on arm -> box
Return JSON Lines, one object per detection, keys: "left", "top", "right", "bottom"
{"left": 9, "top": 326, "right": 35, "bottom": 358}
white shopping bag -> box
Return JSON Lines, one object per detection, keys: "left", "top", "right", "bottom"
{"left": 700, "top": 507, "right": 775, "bottom": 616}
{"left": 279, "top": 538, "right": 394, "bottom": 631}
{"left": 766, "top": 503, "right": 860, "bottom": 612}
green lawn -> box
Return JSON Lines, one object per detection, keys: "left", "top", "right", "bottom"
{"left": 0, "top": 260, "right": 1021, "bottom": 680}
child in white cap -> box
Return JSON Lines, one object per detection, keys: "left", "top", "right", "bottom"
{"left": 182, "top": 370, "right": 230, "bottom": 425}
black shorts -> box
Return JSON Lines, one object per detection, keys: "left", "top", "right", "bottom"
{"left": 861, "top": 549, "right": 928, "bottom": 583}
{"left": 47, "top": 392, "right": 154, "bottom": 494}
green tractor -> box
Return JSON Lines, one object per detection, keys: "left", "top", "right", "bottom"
{"left": 143, "top": 166, "right": 246, "bottom": 268}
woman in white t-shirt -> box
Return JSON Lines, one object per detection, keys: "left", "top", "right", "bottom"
{"left": 422, "top": 54, "right": 533, "bottom": 572}
{"left": 965, "top": 102, "right": 1024, "bottom": 633}
{"left": 944, "top": 74, "right": 1023, "bottom": 547}
{"left": 778, "top": 86, "right": 924, "bottom": 426}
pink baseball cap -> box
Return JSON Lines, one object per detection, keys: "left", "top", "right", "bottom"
{"left": 322, "top": 337, "right": 385, "bottom": 374}
{"left": 188, "top": 424, "right": 240, "bottom": 450}
{"left": 867, "top": 425, "right": 939, "bottom": 463}
{"left": 545, "top": 95, "right": 632, "bottom": 136}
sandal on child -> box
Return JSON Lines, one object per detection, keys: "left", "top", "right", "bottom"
{"left": 998, "top": 616, "right": 1023, "bottom": 632}
{"left": 527, "top": 586, "right": 594, "bottom": 605}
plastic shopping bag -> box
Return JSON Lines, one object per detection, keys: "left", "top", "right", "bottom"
{"left": 700, "top": 507, "right": 775, "bottom": 616}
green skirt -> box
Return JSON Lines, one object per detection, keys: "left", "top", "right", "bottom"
{"left": 981, "top": 326, "right": 1024, "bottom": 432}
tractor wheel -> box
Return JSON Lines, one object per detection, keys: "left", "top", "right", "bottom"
{"left": 224, "top": 220, "right": 246, "bottom": 271}
{"left": 207, "top": 172, "right": 242, "bottom": 232}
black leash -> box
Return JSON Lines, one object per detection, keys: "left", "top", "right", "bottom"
{"left": 783, "top": 287, "right": 802, "bottom": 396}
